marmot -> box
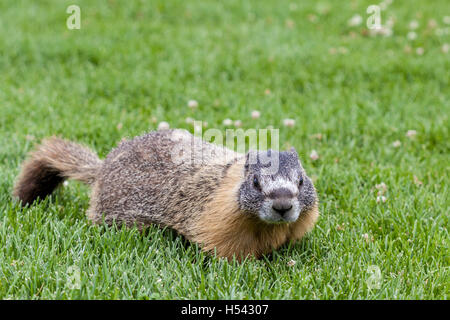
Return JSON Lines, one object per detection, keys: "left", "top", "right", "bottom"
{"left": 13, "top": 129, "right": 319, "bottom": 260}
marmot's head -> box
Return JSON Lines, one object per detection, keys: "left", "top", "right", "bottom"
{"left": 238, "top": 148, "right": 317, "bottom": 224}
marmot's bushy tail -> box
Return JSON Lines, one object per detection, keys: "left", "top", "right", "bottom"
{"left": 13, "top": 137, "right": 102, "bottom": 205}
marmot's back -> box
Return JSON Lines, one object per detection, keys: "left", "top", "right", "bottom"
{"left": 88, "top": 129, "right": 242, "bottom": 235}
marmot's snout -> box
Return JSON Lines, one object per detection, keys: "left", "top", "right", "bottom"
{"left": 272, "top": 198, "right": 293, "bottom": 216}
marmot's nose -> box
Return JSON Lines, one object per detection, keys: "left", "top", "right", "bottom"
{"left": 272, "top": 199, "right": 293, "bottom": 216}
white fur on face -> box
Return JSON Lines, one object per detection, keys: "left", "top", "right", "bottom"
{"left": 261, "top": 176, "right": 299, "bottom": 197}
{"left": 258, "top": 198, "right": 300, "bottom": 224}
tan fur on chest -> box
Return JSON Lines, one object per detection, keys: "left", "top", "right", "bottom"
{"left": 191, "top": 159, "right": 319, "bottom": 261}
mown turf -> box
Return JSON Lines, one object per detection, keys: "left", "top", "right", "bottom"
{"left": 0, "top": 0, "right": 448, "bottom": 299}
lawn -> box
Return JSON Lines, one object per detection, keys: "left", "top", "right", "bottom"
{"left": 0, "top": 0, "right": 448, "bottom": 299}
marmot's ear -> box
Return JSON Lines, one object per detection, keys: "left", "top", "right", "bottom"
{"left": 245, "top": 150, "right": 258, "bottom": 169}
{"left": 290, "top": 147, "right": 298, "bottom": 155}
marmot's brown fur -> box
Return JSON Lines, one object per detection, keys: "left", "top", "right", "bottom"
{"left": 13, "top": 129, "right": 319, "bottom": 261}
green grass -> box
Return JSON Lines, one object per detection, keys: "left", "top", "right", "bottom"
{"left": 0, "top": 0, "right": 449, "bottom": 299}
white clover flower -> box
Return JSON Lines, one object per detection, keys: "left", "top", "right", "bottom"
{"left": 185, "top": 117, "right": 195, "bottom": 124}
{"left": 338, "top": 47, "right": 349, "bottom": 54}
{"left": 376, "top": 196, "right": 387, "bottom": 203}
{"left": 188, "top": 100, "right": 199, "bottom": 109}
{"left": 407, "top": 31, "right": 417, "bottom": 40}
{"left": 222, "top": 119, "right": 233, "bottom": 126}
{"left": 409, "top": 20, "right": 419, "bottom": 30}
{"left": 386, "top": 16, "right": 395, "bottom": 28}
{"left": 157, "top": 121, "right": 170, "bottom": 130}
{"left": 392, "top": 140, "right": 401, "bottom": 148}
{"left": 310, "top": 150, "right": 319, "bottom": 161}
{"left": 234, "top": 120, "right": 242, "bottom": 127}
{"left": 283, "top": 118, "right": 295, "bottom": 127}
{"left": 251, "top": 110, "right": 261, "bottom": 119}
{"left": 381, "top": 27, "right": 393, "bottom": 37}
{"left": 406, "top": 130, "right": 417, "bottom": 138}
{"left": 428, "top": 19, "right": 438, "bottom": 29}
{"left": 348, "top": 14, "right": 363, "bottom": 27}
{"left": 375, "top": 182, "right": 388, "bottom": 193}
{"left": 370, "top": 26, "right": 392, "bottom": 37}
{"left": 416, "top": 47, "right": 424, "bottom": 55}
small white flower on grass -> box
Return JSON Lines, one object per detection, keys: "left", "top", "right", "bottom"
{"left": 443, "top": 16, "right": 450, "bottom": 25}
{"left": 348, "top": 31, "right": 358, "bottom": 39}
{"left": 157, "top": 121, "right": 170, "bottom": 130}
{"left": 308, "top": 14, "right": 318, "bottom": 23}
{"left": 222, "top": 119, "right": 233, "bottom": 126}
{"left": 386, "top": 16, "right": 395, "bottom": 28}
{"left": 283, "top": 118, "right": 295, "bottom": 127}
{"left": 362, "top": 233, "right": 374, "bottom": 243}
{"left": 409, "top": 20, "right": 419, "bottom": 30}
{"left": 407, "top": 31, "right": 417, "bottom": 40}
{"left": 382, "top": 27, "right": 393, "bottom": 37}
{"left": 375, "top": 182, "right": 387, "bottom": 193}
{"left": 285, "top": 19, "right": 295, "bottom": 29}
{"left": 376, "top": 196, "right": 387, "bottom": 203}
{"left": 63, "top": 181, "right": 69, "bottom": 187}
{"left": 185, "top": 117, "right": 195, "bottom": 124}
{"left": 156, "top": 278, "right": 162, "bottom": 284}
{"left": 413, "top": 175, "right": 423, "bottom": 186}
{"left": 287, "top": 259, "right": 296, "bottom": 267}
{"left": 234, "top": 120, "right": 242, "bottom": 127}
{"left": 416, "top": 47, "right": 425, "bottom": 55}
{"left": 310, "top": 150, "right": 319, "bottom": 161}
{"left": 338, "top": 47, "right": 349, "bottom": 54}
{"left": 375, "top": 182, "right": 388, "bottom": 196}
{"left": 251, "top": 110, "right": 261, "bottom": 119}
{"left": 406, "top": 130, "right": 417, "bottom": 138}
{"left": 392, "top": 140, "right": 401, "bottom": 148}
{"left": 379, "top": 1, "right": 388, "bottom": 10}
{"left": 442, "top": 43, "right": 450, "bottom": 54}
{"left": 348, "top": 14, "right": 363, "bottom": 27}
{"left": 187, "top": 100, "right": 198, "bottom": 109}
{"left": 428, "top": 19, "right": 438, "bottom": 29}
{"left": 370, "top": 26, "right": 392, "bottom": 37}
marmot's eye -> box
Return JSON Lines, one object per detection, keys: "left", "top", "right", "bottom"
{"left": 253, "top": 175, "right": 261, "bottom": 190}
{"left": 299, "top": 176, "right": 304, "bottom": 186}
